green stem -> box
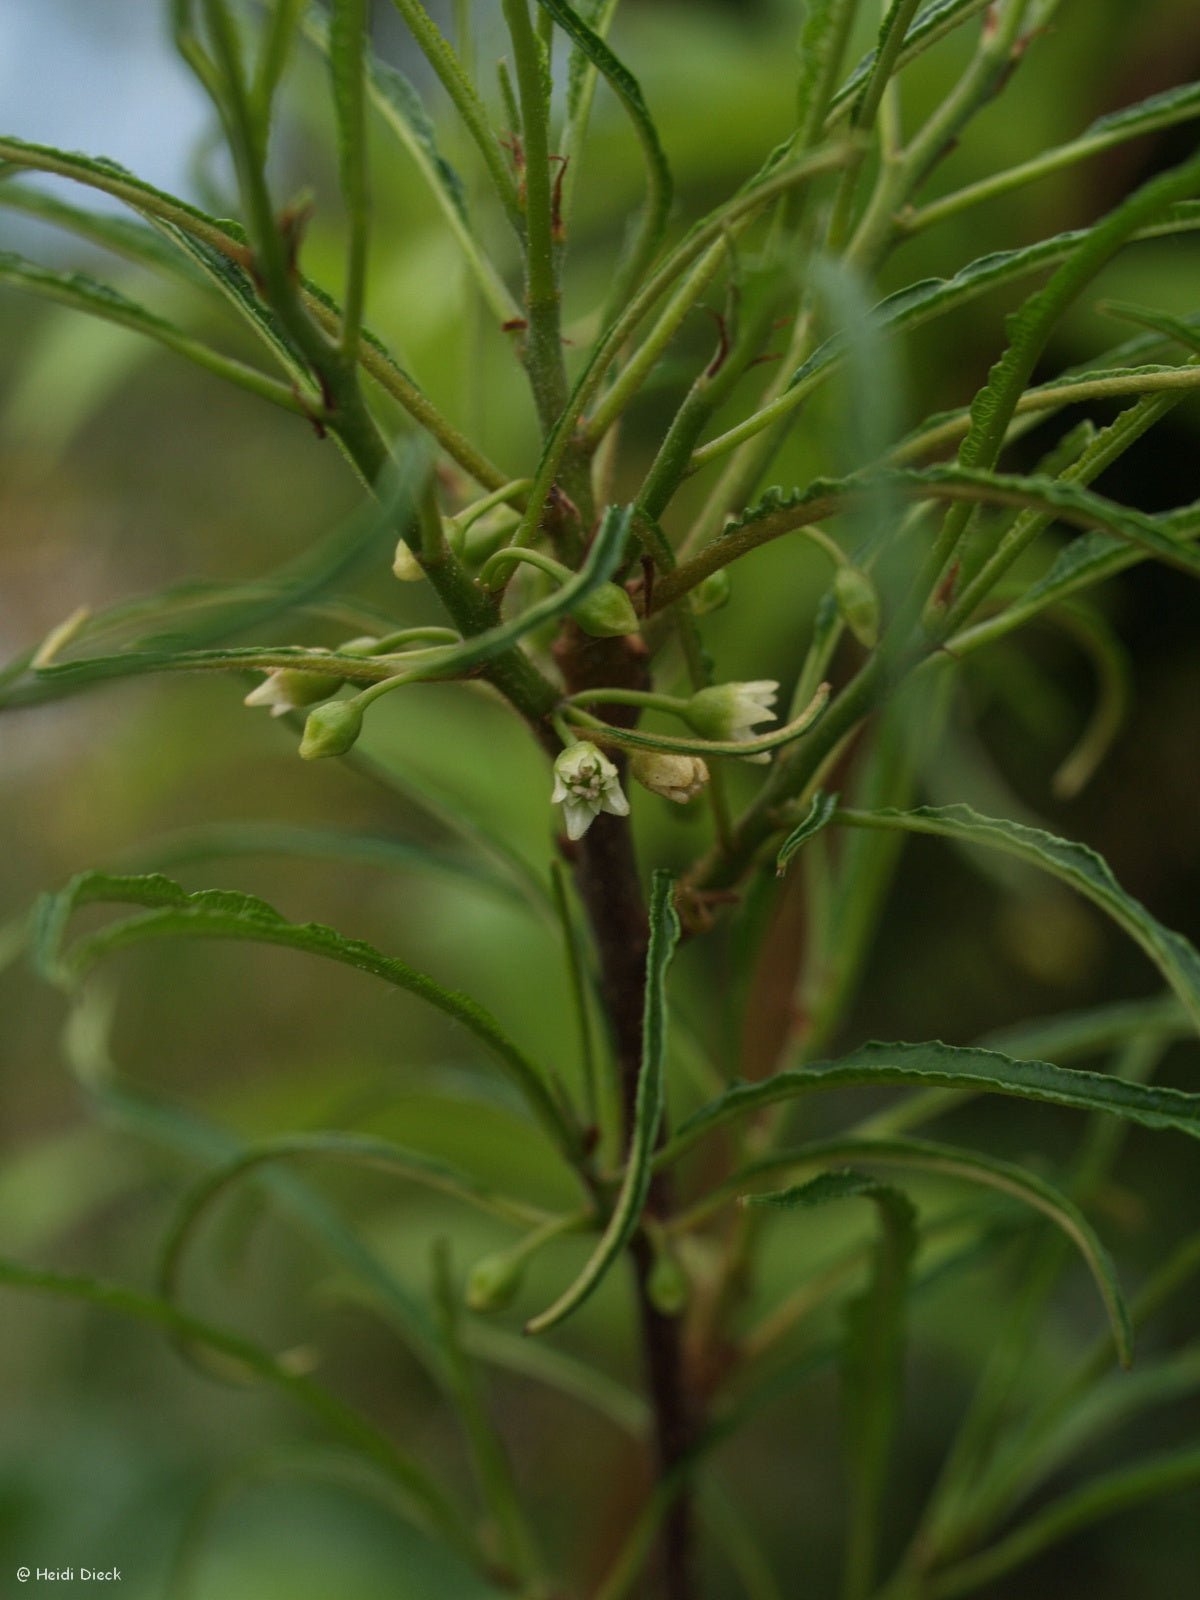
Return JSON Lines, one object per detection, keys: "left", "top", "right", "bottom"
{"left": 903, "top": 99, "right": 1200, "bottom": 235}
{"left": 891, "top": 363, "right": 1200, "bottom": 464}
{"left": 251, "top": 0, "right": 306, "bottom": 135}
{"left": 824, "top": 0, "right": 924, "bottom": 254}
{"left": 558, "top": 0, "right": 622, "bottom": 228}
{"left": 503, "top": 0, "right": 570, "bottom": 432}
{"left": 334, "top": 0, "right": 370, "bottom": 362}
{"left": 511, "top": 141, "right": 855, "bottom": 548}
{"left": 563, "top": 687, "right": 691, "bottom": 716}
{"left": 565, "top": 684, "right": 828, "bottom": 760}
{"left": 900, "top": 0, "right": 1034, "bottom": 198}
{"left": 479, "top": 544, "right": 572, "bottom": 590}
{"left": 586, "top": 238, "right": 733, "bottom": 446}
{"left": 386, "top": 0, "right": 523, "bottom": 231}
{"left": 451, "top": 479, "right": 535, "bottom": 534}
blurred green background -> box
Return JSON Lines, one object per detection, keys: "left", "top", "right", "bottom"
{"left": 3, "top": 1, "right": 1200, "bottom": 1595}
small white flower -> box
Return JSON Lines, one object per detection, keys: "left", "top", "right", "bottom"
{"left": 551, "top": 741, "right": 630, "bottom": 840}
{"left": 630, "top": 750, "right": 709, "bottom": 805}
{"left": 244, "top": 659, "right": 343, "bottom": 717}
{"left": 683, "top": 680, "right": 779, "bottom": 762}
{"left": 392, "top": 538, "right": 425, "bottom": 582}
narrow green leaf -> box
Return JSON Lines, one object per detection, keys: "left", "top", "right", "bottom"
{"left": 853, "top": 995, "right": 1194, "bottom": 1140}
{"left": 60, "top": 1000, "right": 468, "bottom": 1391}
{"left": 431, "top": 1244, "right": 545, "bottom": 1585}
{"left": 929, "top": 1443, "right": 1200, "bottom": 1599}
{"left": 965, "top": 1345, "right": 1200, "bottom": 1544}
{"left": 690, "top": 207, "right": 1200, "bottom": 472}
{"left": 0, "top": 182, "right": 209, "bottom": 281}
{"left": 307, "top": 11, "right": 520, "bottom": 324}
{"left": 796, "top": 1, "right": 859, "bottom": 145}
{"left": 559, "top": 0, "right": 619, "bottom": 230}
{"left": 122, "top": 821, "right": 523, "bottom": 904}
{"left": 33, "top": 871, "right": 582, "bottom": 1161}
{"left": 751, "top": 1169, "right": 916, "bottom": 1600}
{"left": 953, "top": 505, "right": 1200, "bottom": 658}
{"left": 888, "top": 462, "right": 1200, "bottom": 577}
{"left": 1, "top": 450, "right": 426, "bottom": 711}
{"left": 526, "top": 871, "right": 680, "bottom": 1333}
{"left": 1100, "top": 297, "right": 1200, "bottom": 356}
{"left": 0, "top": 135, "right": 510, "bottom": 488}
{"left": 158, "top": 1132, "right": 548, "bottom": 1309}
{"left": 20, "top": 502, "right": 629, "bottom": 705}
{"left": 0, "top": 1257, "right": 474, "bottom": 1555}
{"left": 0, "top": 250, "right": 301, "bottom": 412}
{"left": 1086, "top": 79, "right": 1200, "bottom": 141}
{"left": 777, "top": 790, "right": 840, "bottom": 874}
{"left": 27, "top": 643, "right": 399, "bottom": 692}
{"left": 1048, "top": 607, "right": 1131, "bottom": 799}
{"left": 711, "top": 1208, "right": 1024, "bottom": 1446}
{"left": 462, "top": 1321, "right": 649, "bottom": 1435}
{"left": 743, "top": 1136, "right": 1133, "bottom": 1366}
{"left": 168, "top": 1445, "right": 421, "bottom": 1600}
{"left": 980, "top": 995, "right": 1191, "bottom": 1066}
{"left": 0, "top": 135, "right": 246, "bottom": 251}
{"left": 907, "top": 81, "right": 1200, "bottom": 234}
{"left": 250, "top": 0, "right": 308, "bottom": 136}
{"left": 789, "top": 205, "right": 1200, "bottom": 392}
{"left": 849, "top": 0, "right": 923, "bottom": 130}
{"left": 893, "top": 362, "right": 1200, "bottom": 465}
{"left": 662, "top": 1040, "right": 1200, "bottom": 1168}
{"left": 935, "top": 142, "right": 1200, "bottom": 575}
{"left": 666, "top": 463, "right": 1200, "bottom": 606}
{"left": 532, "top": 0, "right": 672, "bottom": 307}
{"left": 564, "top": 0, "right": 608, "bottom": 116}
{"left": 550, "top": 860, "right": 599, "bottom": 1125}
{"left": 385, "top": 0, "right": 522, "bottom": 230}
{"left": 835, "top": 804, "right": 1200, "bottom": 1036}
{"left": 827, "top": 0, "right": 991, "bottom": 123}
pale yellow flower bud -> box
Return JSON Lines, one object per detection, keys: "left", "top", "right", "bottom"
{"left": 630, "top": 750, "right": 709, "bottom": 805}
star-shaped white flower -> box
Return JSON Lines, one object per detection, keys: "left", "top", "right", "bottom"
{"left": 551, "top": 741, "right": 630, "bottom": 840}
{"left": 683, "top": 680, "right": 779, "bottom": 762}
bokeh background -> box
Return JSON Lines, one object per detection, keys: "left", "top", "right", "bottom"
{"left": 3, "top": 2, "right": 1200, "bottom": 1596}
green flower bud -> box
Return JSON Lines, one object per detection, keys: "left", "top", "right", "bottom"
{"left": 834, "top": 564, "right": 881, "bottom": 649}
{"left": 692, "top": 568, "right": 732, "bottom": 616}
{"left": 465, "top": 1249, "right": 526, "bottom": 1313}
{"left": 299, "top": 698, "right": 363, "bottom": 760}
{"left": 646, "top": 1248, "right": 689, "bottom": 1317}
{"left": 570, "top": 581, "right": 640, "bottom": 638}
{"left": 682, "top": 680, "right": 779, "bottom": 762}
